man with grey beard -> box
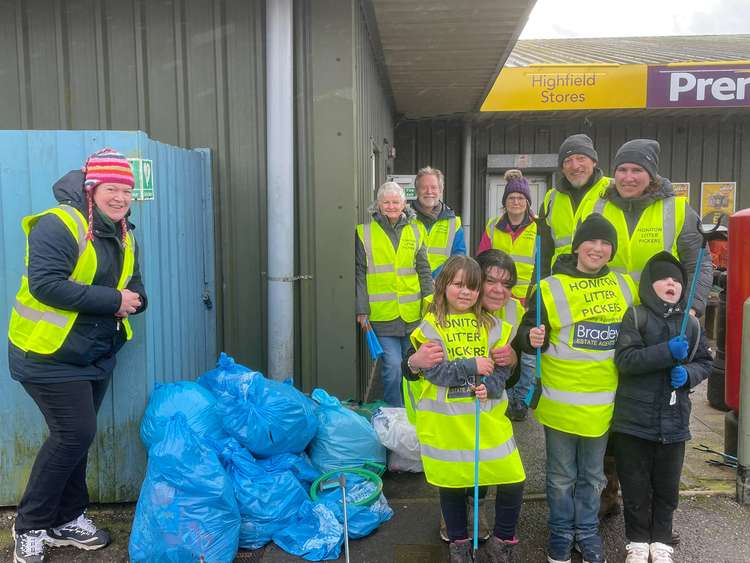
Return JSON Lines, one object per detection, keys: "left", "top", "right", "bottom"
{"left": 537, "top": 134, "right": 610, "bottom": 279}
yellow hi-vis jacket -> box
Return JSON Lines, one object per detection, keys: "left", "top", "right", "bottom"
{"left": 542, "top": 176, "right": 610, "bottom": 267}
{"left": 415, "top": 215, "right": 462, "bottom": 273}
{"left": 9, "top": 205, "right": 135, "bottom": 354}
{"left": 484, "top": 217, "right": 536, "bottom": 300}
{"left": 357, "top": 220, "right": 423, "bottom": 323}
{"left": 577, "top": 195, "right": 687, "bottom": 284}
{"left": 406, "top": 312, "right": 526, "bottom": 487}
{"left": 534, "top": 271, "right": 637, "bottom": 438}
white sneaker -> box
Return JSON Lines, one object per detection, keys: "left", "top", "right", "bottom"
{"left": 624, "top": 542, "right": 650, "bottom": 563}
{"left": 650, "top": 542, "right": 675, "bottom": 563}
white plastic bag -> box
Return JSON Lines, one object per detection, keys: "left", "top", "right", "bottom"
{"left": 372, "top": 408, "right": 423, "bottom": 473}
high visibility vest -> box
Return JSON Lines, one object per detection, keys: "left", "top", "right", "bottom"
{"left": 494, "top": 297, "right": 525, "bottom": 343}
{"left": 542, "top": 176, "right": 610, "bottom": 267}
{"left": 406, "top": 313, "right": 526, "bottom": 487}
{"left": 534, "top": 271, "right": 637, "bottom": 438}
{"left": 357, "top": 221, "right": 423, "bottom": 323}
{"left": 415, "top": 215, "right": 462, "bottom": 273}
{"left": 9, "top": 205, "right": 135, "bottom": 355}
{"left": 577, "top": 195, "right": 687, "bottom": 284}
{"left": 484, "top": 217, "right": 537, "bottom": 300}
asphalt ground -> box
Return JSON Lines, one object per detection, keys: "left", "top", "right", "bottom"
{"left": 1, "top": 385, "right": 748, "bottom": 562}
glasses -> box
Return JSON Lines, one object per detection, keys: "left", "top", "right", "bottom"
{"left": 505, "top": 196, "right": 527, "bottom": 203}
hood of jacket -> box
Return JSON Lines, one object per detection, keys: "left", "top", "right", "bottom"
{"left": 52, "top": 169, "right": 135, "bottom": 235}
{"left": 603, "top": 177, "right": 675, "bottom": 215}
{"left": 638, "top": 251, "right": 688, "bottom": 318}
{"left": 556, "top": 167, "right": 604, "bottom": 195}
{"left": 551, "top": 252, "right": 610, "bottom": 279}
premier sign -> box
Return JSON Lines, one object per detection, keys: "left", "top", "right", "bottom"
{"left": 648, "top": 63, "right": 750, "bottom": 108}
{"left": 481, "top": 60, "right": 750, "bottom": 112}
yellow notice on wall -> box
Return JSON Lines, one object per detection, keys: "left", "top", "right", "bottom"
{"left": 700, "top": 182, "right": 736, "bottom": 222}
{"left": 481, "top": 64, "right": 648, "bottom": 112}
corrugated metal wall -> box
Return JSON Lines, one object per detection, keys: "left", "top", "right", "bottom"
{"left": 0, "top": 130, "right": 216, "bottom": 504}
{"left": 0, "top": 0, "right": 266, "bottom": 370}
{"left": 296, "top": 0, "right": 394, "bottom": 397}
{"left": 395, "top": 112, "right": 750, "bottom": 247}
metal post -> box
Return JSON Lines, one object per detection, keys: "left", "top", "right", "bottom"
{"left": 461, "top": 119, "right": 473, "bottom": 251}
{"left": 737, "top": 297, "right": 750, "bottom": 503}
{"left": 266, "top": 0, "right": 294, "bottom": 380}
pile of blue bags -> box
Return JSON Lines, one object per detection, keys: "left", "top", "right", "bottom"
{"left": 129, "top": 353, "right": 391, "bottom": 562}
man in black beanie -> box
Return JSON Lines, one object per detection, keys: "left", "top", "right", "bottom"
{"left": 517, "top": 213, "right": 636, "bottom": 563}
{"left": 538, "top": 134, "right": 611, "bottom": 280}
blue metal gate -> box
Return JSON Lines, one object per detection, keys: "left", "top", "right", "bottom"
{"left": 0, "top": 130, "right": 216, "bottom": 504}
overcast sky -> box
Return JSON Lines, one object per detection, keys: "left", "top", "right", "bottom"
{"left": 520, "top": 0, "right": 750, "bottom": 39}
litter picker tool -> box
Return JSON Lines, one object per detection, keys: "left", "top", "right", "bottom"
{"left": 672, "top": 216, "right": 726, "bottom": 405}
{"left": 524, "top": 222, "right": 543, "bottom": 409}
{"left": 472, "top": 377, "right": 485, "bottom": 554}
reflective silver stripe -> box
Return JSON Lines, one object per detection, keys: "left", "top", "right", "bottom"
{"left": 444, "top": 216, "right": 457, "bottom": 255}
{"left": 629, "top": 271, "right": 641, "bottom": 283}
{"left": 405, "top": 380, "right": 418, "bottom": 411}
{"left": 369, "top": 292, "right": 396, "bottom": 302}
{"left": 546, "top": 277, "right": 572, "bottom": 327}
{"left": 399, "top": 293, "right": 421, "bottom": 304}
{"left": 550, "top": 338, "right": 615, "bottom": 361}
{"left": 13, "top": 299, "right": 68, "bottom": 329}
{"left": 397, "top": 267, "right": 417, "bottom": 276}
{"left": 362, "top": 223, "right": 395, "bottom": 274}
{"left": 511, "top": 254, "right": 534, "bottom": 265}
{"left": 614, "top": 273, "right": 635, "bottom": 305}
{"left": 611, "top": 265, "right": 627, "bottom": 274}
{"left": 593, "top": 198, "right": 607, "bottom": 215}
{"left": 420, "top": 435, "right": 517, "bottom": 463}
{"left": 502, "top": 301, "right": 518, "bottom": 327}
{"left": 418, "top": 393, "right": 507, "bottom": 416}
{"left": 542, "top": 385, "right": 615, "bottom": 406}
{"left": 59, "top": 204, "right": 87, "bottom": 257}
{"left": 556, "top": 235, "right": 572, "bottom": 247}
{"left": 419, "top": 321, "right": 448, "bottom": 356}
{"left": 662, "top": 197, "right": 676, "bottom": 252}
{"left": 429, "top": 246, "right": 451, "bottom": 256}
{"left": 488, "top": 320, "right": 505, "bottom": 347}
{"left": 410, "top": 223, "right": 421, "bottom": 247}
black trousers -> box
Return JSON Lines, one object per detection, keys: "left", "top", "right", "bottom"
{"left": 613, "top": 432, "right": 685, "bottom": 545}
{"left": 440, "top": 481, "right": 525, "bottom": 541}
{"left": 15, "top": 377, "right": 111, "bottom": 534}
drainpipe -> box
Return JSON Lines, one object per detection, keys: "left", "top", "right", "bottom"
{"left": 266, "top": 0, "right": 294, "bottom": 380}
{"left": 461, "top": 119, "right": 473, "bottom": 251}
{"left": 737, "top": 297, "right": 750, "bottom": 503}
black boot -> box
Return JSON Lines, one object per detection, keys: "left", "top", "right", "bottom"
{"left": 599, "top": 454, "right": 621, "bottom": 520}
{"left": 480, "top": 536, "right": 519, "bottom": 563}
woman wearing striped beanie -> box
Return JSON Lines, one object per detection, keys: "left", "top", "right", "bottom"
{"left": 8, "top": 148, "right": 147, "bottom": 562}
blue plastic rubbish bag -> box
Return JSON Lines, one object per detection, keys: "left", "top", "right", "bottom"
{"left": 318, "top": 474, "right": 394, "bottom": 539}
{"left": 217, "top": 438, "right": 311, "bottom": 549}
{"left": 217, "top": 376, "right": 318, "bottom": 457}
{"left": 197, "top": 352, "right": 257, "bottom": 398}
{"left": 140, "top": 381, "right": 225, "bottom": 450}
{"left": 272, "top": 501, "right": 343, "bottom": 561}
{"left": 129, "top": 414, "right": 240, "bottom": 563}
{"left": 256, "top": 452, "right": 321, "bottom": 491}
{"left": 307, "top": 388, "right": 386, "bottom": 472}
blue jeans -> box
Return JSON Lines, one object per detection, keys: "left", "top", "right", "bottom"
{"left": 544, "top": 426, "right": 608, "bottom": 550}
{"left": 509, "top": 352, "right": 536, "bottom": 406}
{"left": 379, "top": 335, "right": 410, "bottom": 407}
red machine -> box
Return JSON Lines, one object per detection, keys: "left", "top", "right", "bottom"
{"left": 726, "top": 209, "right": 750, "bottom": 412}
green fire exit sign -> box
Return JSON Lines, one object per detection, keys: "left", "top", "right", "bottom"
{"left": 128, "top": 158, "right": 154, "bottom": 201}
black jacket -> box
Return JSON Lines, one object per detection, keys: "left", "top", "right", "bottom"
{"left": 8, "top": 170, "right": 148, "bottom": 383}
{"left": 612, "top": 252, "right": 712, "bottom": 444}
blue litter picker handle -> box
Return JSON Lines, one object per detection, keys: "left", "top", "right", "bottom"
{"left": 525, "top": 232, "right": 542, "bottom": 408}
{"left": 473, "top": 378, "right": 482, "bottom": 552}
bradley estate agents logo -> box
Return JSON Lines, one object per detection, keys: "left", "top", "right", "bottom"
{"left": 572, "top": 322, "right": 620, "bottom": 351}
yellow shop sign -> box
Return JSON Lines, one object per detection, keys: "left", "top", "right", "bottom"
{"left": 481, "top": 64, "right": 648, "bottom": 112}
